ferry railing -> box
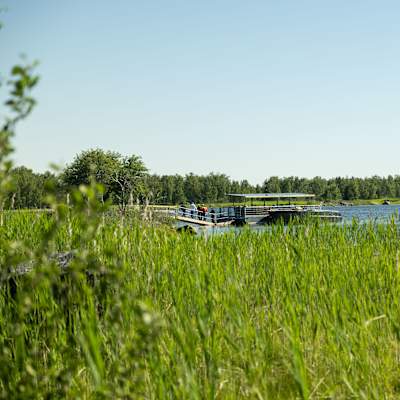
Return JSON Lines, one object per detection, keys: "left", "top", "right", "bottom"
{"left": 175, "top": 204, "right": 328, "bottom": 221}
{"left": 244, "top": 204, "right": 323, "bottom": 215}
{"left": 175, "top": 206, "right": 239, "bottom": 223}
{"left": 243, "top": 206, "right": 271, "bottom": 216}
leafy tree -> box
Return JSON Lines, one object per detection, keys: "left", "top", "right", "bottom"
{"left": 384, "top": 175, "right": 395, "bottom": 198}
{"left": 239, "top": 179, "right": 254, "bottom": 194}
{"left": 172, "top": 175, "right": 186, "bottom": 204}
{"left": 395, "top": 176, "right": 400, "bottom": 197}
{"left": 62, "top": 149, "right": 147, "bottom": 206}
{"left": 263, "top": 176, "right": 281, "bottom": 193}
{"left": 62, "top": 149, "right": 121, "bottom": 192}
{"left": 343, "top": 178, "right": 360, "bottom": 200}
{"left": 322, "top": 182, "right": 341, "bottom": 201}
{"left": 160, "top": 175, "right": 176, "bottom": 204}
{"left": 309, "top": 176, "right": 327, "bottom": 199}
{"left": 230, "top": 180, "right": 241, "bottom": 195}
{"left": 184, "top": 173, "right": 203, "bottom": 203}
{"left": 142, "top": 174, "right": 163, "bottom": 204}
{"left": 280, "top": 177, "right": 294, "bottom": 193}
{"left": 6, "top": 166, "right": 47, "bottom": 208}
{"left": 110, "top": 154, "right": 148, "bottom": 208}
{"left": 204, "top": 173, "right": 231, "bottom": 202}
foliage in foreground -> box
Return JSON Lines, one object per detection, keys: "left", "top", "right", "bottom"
{"left": 1, "top": 210, "right": 400, "bottom": 399}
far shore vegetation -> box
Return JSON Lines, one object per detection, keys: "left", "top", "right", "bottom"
{"left": 6, "top": 149, "right": 400, "bottom": 209}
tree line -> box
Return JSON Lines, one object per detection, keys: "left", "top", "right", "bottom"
{"left": 5, "top": 149, "right": 400, "bottom": 208}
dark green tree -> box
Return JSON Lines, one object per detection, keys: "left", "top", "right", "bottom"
{"left": 343, "top": 178, "right": 360, "bottom": 200}
{"left": 7, "top": 167, "right": 46, "bottom": 208}
{"left": 322, "top": 182, "right": 341, "bottom": 201}
{"left": 62, "top": 149, "right": 147, "bottom": 206}
{"left": 263, "top": 176, "right": 281, "bottom": 193}
{"left": 142, "top": 174, "right": 163, "bottom": 204}
{"left": 62, "top": 149, "right": 120, "bottom": 190}
{"left": 309, "top": 176, "right": 327, "bottom": 198}
{"left": 110, "top": 155, "right": 148, "bottom": 208}
{"left": 172, "top": 175, "right": 186, "bottom": 204}
{"left": 184, "top": 173, "right": 203, "bottom": 203}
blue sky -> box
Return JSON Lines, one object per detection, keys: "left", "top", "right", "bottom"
{"left": 1, "top": 0, "right": 399, "bottom": 183}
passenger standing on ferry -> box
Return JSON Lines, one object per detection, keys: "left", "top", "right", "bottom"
{"left": 210, "top": 209, "right": 216, "bottom": 223}
{"left": 190, "top": 201, "right": 197, "bottom": 219}
{"left": 202, "top": 206, "right": 208, "bottom": 220}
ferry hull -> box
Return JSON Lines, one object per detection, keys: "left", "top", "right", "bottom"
{"left": 259, "top": 209, "right": 342, "bottom": 224}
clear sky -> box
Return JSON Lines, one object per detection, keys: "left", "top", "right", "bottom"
{"left": 1, "top": 0, "right": 399, "bottom": 184}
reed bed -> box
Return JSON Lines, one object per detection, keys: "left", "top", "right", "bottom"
{"left": 0, "top": 209, "right": 399, "bottom": 399}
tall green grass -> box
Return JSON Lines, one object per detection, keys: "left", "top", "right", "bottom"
{"left": 1, "top": 207, "right": 400, "bottom": 399}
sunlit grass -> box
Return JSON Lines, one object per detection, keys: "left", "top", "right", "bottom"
{"left": 0, "top": 211, "right": 399, "bottom": 398}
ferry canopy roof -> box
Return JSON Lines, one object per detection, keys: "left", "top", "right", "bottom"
{"left": 227, "top": 193, "right": 315, "bottom": 199}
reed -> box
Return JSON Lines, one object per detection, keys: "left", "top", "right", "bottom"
{"left": 0, "top": 206, "right": 399, "bottom": 399}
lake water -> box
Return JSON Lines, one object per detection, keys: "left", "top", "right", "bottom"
{"left": 333, "top": 204, "right": 400, "bottom": 223}
{"left": 188, "top": 205, "right": 400, "bottom": 235}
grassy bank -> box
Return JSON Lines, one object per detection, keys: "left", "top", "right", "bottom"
{"left": 345, "top": 198, "right": 400, "bottom": 205}
{"left": 1, "top": 211, "right": 400, "bottom": 398}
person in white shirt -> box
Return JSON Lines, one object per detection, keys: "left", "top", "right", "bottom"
{"left": 190, "top": 201, "right": 197, "bottom": 219}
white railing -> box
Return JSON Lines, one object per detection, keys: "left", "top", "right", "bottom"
{"left": 174, "top": 204, "right": 331, "bottom": 223}
{"left": 243, "top": 204, "right": 322, "bottom": 215}
{"left": 175, "top": 206, "right": 241, "bottom": 223}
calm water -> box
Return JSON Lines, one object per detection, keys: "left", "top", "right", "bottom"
{"left": 188, "top": 205, "right": 400, "bottom": 235}
{"left": 333, "top": 204, "right": 400, "bottom": 223}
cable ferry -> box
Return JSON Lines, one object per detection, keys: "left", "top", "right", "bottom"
{"left": 228, "top": 193, "right": 342, "bottom": 224}
{"left": 175, "top": 193, "right": 342, "bottom": 226}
